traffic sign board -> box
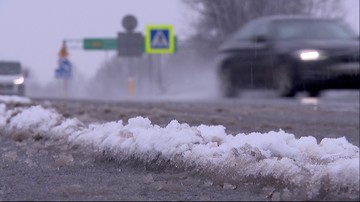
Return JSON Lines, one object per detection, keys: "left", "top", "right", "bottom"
{"left": 117, "top": 32, "right": 144, "bottom": 57}
{"left": 83, "top": 38, "right": 117, "bottom": 50}
{"left": 55, "top": 58, "right": 72, "bottom": 79}
{"left": 145, "top": 25, "right": 175, "bottom": 54}
{"left": 122, "top": 14, "right": 138, "bottom": 32}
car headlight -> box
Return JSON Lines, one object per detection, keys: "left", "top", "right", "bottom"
{"left": 294, "top": 49, "right": 327, "bottom": 61}
{"left": 14, "top": 76, "right": 24, "bottom": 85}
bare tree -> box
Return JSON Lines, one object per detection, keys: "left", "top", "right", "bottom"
{"left": 184, "top": 0, "right": 345, "bottom": 48}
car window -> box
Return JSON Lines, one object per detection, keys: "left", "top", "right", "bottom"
{"left": 231, "top": 20, "right": 261, "bottom": 41}
{"left": 274, "top": 20, "right": 357, "bottom": 40}
{"left": 253, "top": 21, "right": 271, "bottom": 38}
{"left": 0, "top": 62, "right": 22, "bottom": 75}
{"left": 229, "top": 20, "right": 270, "bottom": 42}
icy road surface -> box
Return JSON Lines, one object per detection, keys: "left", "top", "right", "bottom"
{"left": 0, "top": 95, "right": 359, "bottom": 201}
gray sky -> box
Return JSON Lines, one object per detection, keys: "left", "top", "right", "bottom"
{"left": 0, "top": 0, "right": 358, "bottom": 86}
{"left": 344, "top": 0, "right": 359, "bottom": 33}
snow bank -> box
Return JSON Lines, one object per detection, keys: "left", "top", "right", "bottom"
{"left": 1, "top": 104, "right": 359, "bottom": 200}
{"left": 0, "top": 95, "right": 31, "bottom": 104}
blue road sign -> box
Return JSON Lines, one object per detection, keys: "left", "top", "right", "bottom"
{"left": 150, "top": 29, "right": 169, "bottom": 49}
{"left": 55, "top": 58, "right": 72, "bottom": 79}
{"left": 145, "top": 25, "right": 174, "bottom": 54}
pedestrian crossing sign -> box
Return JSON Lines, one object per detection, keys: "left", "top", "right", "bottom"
{"left": 145, "top": 25, "right": 175, "bottom": 54}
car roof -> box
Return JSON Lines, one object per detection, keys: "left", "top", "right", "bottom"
{"left": 0, "top": 61, "right": 21, "bottom": 64}
{"left": 0, "top": 61, "right": 21, "bottom": 66}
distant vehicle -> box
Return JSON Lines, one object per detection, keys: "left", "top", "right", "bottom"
{"left": 0, "top": 61, "right": 26, "bottom": 96}
{"left": 217, "top": 15, "right": 360, "bottom": 98}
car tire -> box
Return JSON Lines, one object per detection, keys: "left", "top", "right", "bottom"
{"left": 307, "top": 89, "right": 321, "bottom": 97}
{"left": 274, "top": 65, "right": 297, "bottom": 97}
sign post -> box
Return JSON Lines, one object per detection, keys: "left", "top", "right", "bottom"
{"left": 145, "top": 25, "right": 175, "bottom": 94}
{"left": 117, "top": 14, "right": 144, "bottom": 97}
{"left": 55, "top": 41, "right": 72, "bottom": 98}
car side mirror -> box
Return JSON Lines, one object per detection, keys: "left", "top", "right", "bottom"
{"left": 252, "top": 35, "right": 268, "bottom": 43}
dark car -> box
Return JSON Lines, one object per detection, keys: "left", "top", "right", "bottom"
{"left": 217, "top": 15, "right": 360, "bottom": 98}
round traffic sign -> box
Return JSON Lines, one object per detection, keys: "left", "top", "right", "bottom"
{"left": 122, "top": 14, "right": 138, "bottom": 32}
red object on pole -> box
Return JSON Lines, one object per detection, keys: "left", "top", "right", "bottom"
{"left": 58, "top": 40, "right": 69, "bottom": 58}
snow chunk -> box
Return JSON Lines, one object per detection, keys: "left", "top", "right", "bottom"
{"left": 8, "top": 105, "right": 62, "bottom": 133}
{"left": 0, "top": 103, "right": 7, "bottom": 127}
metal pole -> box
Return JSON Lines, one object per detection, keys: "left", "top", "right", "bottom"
{"left": 136, "top": 57, "right": 142, "bottom": 97}
{"left": 63, "top": 78, "right": 68, "bottom": 99}
{"left": 104, "top": 50, "right": 110, "bottom": 93}
{"left": 147, "top": 55, "right": 153, "bottom": 96}
{"left": 158, "top": 54, "right": 165, "bottom": 94}
{"left": 128, "top": 58, "right": 135, "bottom": 97}
{"left": 63, "top": 38, "right": 83, "bottom": 50}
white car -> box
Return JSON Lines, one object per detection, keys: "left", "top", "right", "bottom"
{"left": 0, "top": 61, "right": 26, "bottom": 96}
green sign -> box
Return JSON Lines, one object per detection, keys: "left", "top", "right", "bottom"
{"left": 83, "top": 36, "right": 178, "bottom": 52}
{"left": 83, "top": 38, "right": 117, "bottom": 50}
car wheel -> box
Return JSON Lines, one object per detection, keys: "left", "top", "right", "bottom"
{"left": 219, "top": 69, "right": 238, "bottom": 98}
{"left": 274, "top": 65, "right": 297, "bottom": 97}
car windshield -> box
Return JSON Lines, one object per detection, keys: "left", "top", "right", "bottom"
{"left": 274, "top": 20, "right": 357, "bottom": 40}
{"left": 0, "top": 62, "right": 22, "bottom": 75}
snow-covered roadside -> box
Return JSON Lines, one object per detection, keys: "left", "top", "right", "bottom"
{"left": 0, "top": 100, "right": 359, "bottom": 200}
{"left": 0, "top": 95, "right": 31, "bottom": 104}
